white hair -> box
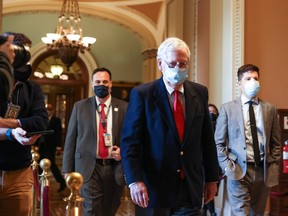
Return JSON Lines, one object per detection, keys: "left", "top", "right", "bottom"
{"left": 157, "top": 37, "right": 191, "bottom": 61}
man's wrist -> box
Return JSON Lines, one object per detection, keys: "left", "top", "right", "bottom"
{"left": 17, "top": 119, "right": 22, "bottom": 127}
{"left": 5, "top": 128, "right": 14, "bottom": 141}
{"left": 128, "top": 181, "right": 142, "bottom": 188}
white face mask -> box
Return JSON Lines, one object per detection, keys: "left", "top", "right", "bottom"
{"left": 243, "top": 79, "right": 260, "bottom": 99}
{"left": 163, "top": 66, "right": 188, "bottom": 85}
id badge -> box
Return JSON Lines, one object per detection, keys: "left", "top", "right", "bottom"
{"left": 5, "top": 103, "right": 21, "bottom": 119}
{"left": 103, "top": 133, "right": 112, "bottom": 147}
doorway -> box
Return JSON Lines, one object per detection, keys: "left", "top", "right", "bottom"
{"left": 31, "top": 50, "right": 90, "bottom": 147}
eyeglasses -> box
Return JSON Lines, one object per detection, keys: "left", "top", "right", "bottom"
{"left": 163, "top": 60, "right": 189, "bottom": 69}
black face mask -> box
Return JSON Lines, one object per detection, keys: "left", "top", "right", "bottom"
{"left": 94, "top": 85, "right": 109, "bottom": 98}
{"left": 209, "top": 112, "right": 218, "bottom": 122}
{"left": 14, "top": 64, "right": 32, "bottom": 82}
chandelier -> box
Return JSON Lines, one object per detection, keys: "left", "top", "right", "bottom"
{"left": 50, "top": 64, "right": 64, "bottom": 77}
{"left": 41, "top": 0, "right": 96, "bottom": 70}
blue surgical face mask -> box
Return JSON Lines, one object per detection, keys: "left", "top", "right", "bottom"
{"left": 243, "top": 79, "right": 260, "bottom": 99}
{"left": 163, "top": 66, "right": 188, "bottom": 85}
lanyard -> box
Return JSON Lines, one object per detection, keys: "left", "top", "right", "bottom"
{"left": 8, "top": 81, "right": 21, "bottom": 104}
{"left": 96, "top": 104, "right": 111, "bottom": 129}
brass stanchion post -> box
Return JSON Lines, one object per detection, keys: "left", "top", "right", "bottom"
{"left": 31, "top": 146, "right": 40, "bottom": 216}
{"left": 39, "top": 158, "right": 51, "bottom": 216}
{"left": 64, "top": 172, "right": 84, "bottom": 216}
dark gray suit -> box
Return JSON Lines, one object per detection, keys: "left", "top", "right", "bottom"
{"left": 63, "top": 96, "right": 128, "bottom": 216}
{"left": 215, "top": 97, "right": 281, "bottom": 215}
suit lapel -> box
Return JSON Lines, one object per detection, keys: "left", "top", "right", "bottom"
{"left": 235, "top": 98, "right": 245, "bottom": 136}
{"left": 88, "top": 97, "right": 97, "bottom": 137}
{"left": 154, "top": 79, "right": 179, "bottom": 141}
{"left": 259, "top": 100, "right": 268, "bottom": 147}
{"left": 260, "top": 99, "right": 267, "bottom": 129}
{"left": 111, "top": 97, "right": 119, "bottom": 145}
{"left": 182, "top": 82, "right": 198, "bottom": 144}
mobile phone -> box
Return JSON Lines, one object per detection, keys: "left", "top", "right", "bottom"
{"left": 26, "top": 130, "right": 54, "bottom": 137}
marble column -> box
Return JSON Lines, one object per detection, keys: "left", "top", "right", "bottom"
{"left": 166, "top": 0, "right": 198, "bottom": 81}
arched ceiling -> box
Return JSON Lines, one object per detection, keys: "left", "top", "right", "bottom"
{"left": 3, "top": 0, "right": 166, "bottom": 48}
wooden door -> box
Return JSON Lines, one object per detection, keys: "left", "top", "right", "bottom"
{"left": 41, "top": 84, "right": 86, "bottom": 147}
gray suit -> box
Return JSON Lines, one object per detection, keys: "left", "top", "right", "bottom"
{"left": 215, "top": 97, "right": 281, "bottom": 215}
{"left": 62, "top": 96, "right": 128, "bottom": 216}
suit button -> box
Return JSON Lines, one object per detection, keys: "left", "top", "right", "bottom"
{"left": 177, "top": 169, "right": 181, "bottom": 173}
{"left": 180, "top": 151, "right": 184, "bottom": 156}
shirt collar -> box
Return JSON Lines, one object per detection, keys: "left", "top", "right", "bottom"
{"left": 95, "top": 95, "right": 111, "bottom": 107}
{"left": 241, "top": 95, "right": 259, "bottom": 105}
{"left": 162, "top": 77, "right": 184, "bottom": 95}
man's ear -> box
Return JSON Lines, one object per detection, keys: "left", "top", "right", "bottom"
{"left": 157, "top": 59, "right": 162, "bottom": 71}
{"left": 239, "top": 81, "right": 242, "bottom": 87}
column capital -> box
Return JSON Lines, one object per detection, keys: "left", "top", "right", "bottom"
{"left": 141, "top": 48, "right": 157, "bottom": 61}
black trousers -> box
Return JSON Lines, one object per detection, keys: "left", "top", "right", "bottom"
{"left": 135, "top": 179, "right": 201, "bottom": 216}
{"left": 80, "top": 163, "right": 123, "bottom": 216}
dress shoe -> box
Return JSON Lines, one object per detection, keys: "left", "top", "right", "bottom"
{"left": 57, "top": 183, "right": 66, "bottom": 193}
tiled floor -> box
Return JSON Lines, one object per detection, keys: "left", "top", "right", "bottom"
{"left": 34, "top": 155, "right": 135, "bottom": 216}
{"left": 34, "top": 175, "right": 135, "bottom": 216}
{"left": 36, "top": 176, "right": 134, "bottom": 216}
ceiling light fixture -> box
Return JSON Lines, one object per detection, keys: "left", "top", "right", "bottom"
{"left": 41, "top": 0, "right": 96, "bottom": 71}
{"left": 50, "top": 64, "right": 64, "bottom": 77}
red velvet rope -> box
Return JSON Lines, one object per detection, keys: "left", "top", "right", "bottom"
{"left": 32, "top": 169, "right": 40, "bottom": 201}
{"left": 270, "top": 191, "right": 288, "bottom": 198}
{"left": 42, "top": 185, "right": 50, "bottom": 216}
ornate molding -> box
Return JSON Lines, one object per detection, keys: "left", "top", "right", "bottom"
{"left": 191, "top": 0, "right": 199, "bottom": 82}
{"left": 141, "top": 48, "right": 157, "bottom": 60}
{"left": 233, "top": 0, "right": 244, "bottom": 97}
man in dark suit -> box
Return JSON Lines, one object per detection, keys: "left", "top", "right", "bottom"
{"left": 214, "top": 64, "right": 281, "bottom": 215}
{"left": 120, "top": 37, "right": 219, "bottom": 216}
{"left": 38, "top": 104, "right": 66, "bottom": 192}
{"left": 62, "top": 68, "right": 128, "bottom": 216}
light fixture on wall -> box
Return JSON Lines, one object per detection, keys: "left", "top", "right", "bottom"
{"left": 41, "top": 0, "right": 96, "bottom": 71}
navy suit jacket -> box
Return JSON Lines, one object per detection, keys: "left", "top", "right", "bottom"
{"left": 120, "top": 78, "right": 219, "bottom": 208}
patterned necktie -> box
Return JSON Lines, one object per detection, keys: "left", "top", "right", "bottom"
{"left": 173, "top": 91, "right": 184, "bottom": 142}
{"left": 98, "top": 103, "right": 108, "bottom": 159}
{"left": 248, "top": 101, "right": 261, "bottom": 165}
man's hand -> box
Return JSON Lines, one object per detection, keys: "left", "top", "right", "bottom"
{"left": 111, "top": 145, "right": 121, "bottom": 161}
{"left": 130, "top": 181, "right": 149, "bottom": 208}
{"left": 64, "top": 173, "right": 71, "bottom": 179}
{"left": 56, "top": 147, "right": 62, "bottom": 156}
{"left": 203, "top": 182, "right": 218, "bottom": 204}
{"left": 12, "top": 127, "right": 41, "bottom": 145}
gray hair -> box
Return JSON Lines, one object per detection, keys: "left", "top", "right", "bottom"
{"left": 157, "top": 37, "right": 191, "bottom": 61}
